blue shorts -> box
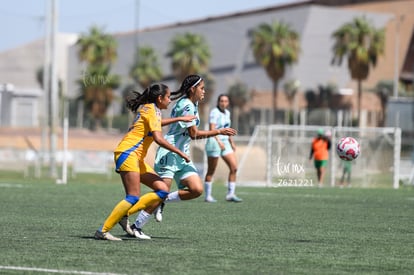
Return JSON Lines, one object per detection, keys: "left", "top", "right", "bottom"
{"left": 205, "top": 138, "right": 234, "bottom": 157}
{"left": 154, "top": 148, "right": 198, "bottom": 190}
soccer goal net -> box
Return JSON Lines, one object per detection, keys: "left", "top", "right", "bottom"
{"left": 237, "top": 125, "right": 402, "bottom": 189}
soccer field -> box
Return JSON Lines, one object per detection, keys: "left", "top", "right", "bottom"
{"left": 0, "top": 173, "right": 413, "bottom": 275}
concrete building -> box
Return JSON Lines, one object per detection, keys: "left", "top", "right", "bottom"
{"left": 0, "top": 34, "right": 78, "bottom": 127}
{"left": 1, "top": 0, "right": 413, "bottom": 129}
{"left": 0, "top": 83, "right": 42, "bottom": 127}
{"left": 65, "top": 0, "right": 404, "bottom": 129}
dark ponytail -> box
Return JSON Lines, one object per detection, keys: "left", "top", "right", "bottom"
{"left": 171, "top": 74, "right": 203, "bottom": 101}
{"left": 125, "top": 83, "right": 169, "bottom": 113}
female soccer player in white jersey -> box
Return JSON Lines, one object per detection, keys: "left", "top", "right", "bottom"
{"left": 126, "top": 75, "right": 237, "bottom": 238}
{"left": 204, "top": 94, "right": 242, "bottom": 203}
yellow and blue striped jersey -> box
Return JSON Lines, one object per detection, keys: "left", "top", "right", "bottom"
{"left": 115, "top": 103, "right": 162, "bottom": 159}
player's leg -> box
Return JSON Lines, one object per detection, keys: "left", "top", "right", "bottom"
{"left": 118, "top": 162, "right": 166, "bottom": 239}
{"left": 95, "top": 171, "right": 140, "bottom": 241}
{"left": 318, "top": 160, "right": 328, "bottom": 187}
{"left": 204, "top": 139, "right": 220, "bottom": 202}
{"left": 314, "top": 160, "right": 324, "bottom": 187}
{"left": 346, "top": 166, "right": 352, "bottom": 187}
{"left": 318, "top": 167, "right": 325, "bottom": 186}
{"left": 128, "top": 178, "right": 173, "bottom": 239}
{"left": 127, "top": 167, "right": 169, "bottom": 216}
{"left": 339, "top": 168, "right": 346, "bottom": 188}
{"left": 204, "top": 156, "right": 219, "bottom": 202}
{"left": 151, "top": 178, "right": 173, "bottom": 222}
{"left": 221, "top": 151, "right": 242, "bottom": 202}
{"left": 175, "top": 174, "right": 203, "bottom": 200}
{"left": 125, "top": 172, "right": 168, "bottom": 239}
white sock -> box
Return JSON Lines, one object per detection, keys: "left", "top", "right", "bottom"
{"left": 134, "top": 210, "right": 151, "bottom": 229}
{"left": 227, "top": 181, "right": 236, "bottom": 197}
{"left": 204, "top": 181, "right": 213, "bottom": 198}
{"left": 166, "top": 191, "right": 181, "bottom": 202}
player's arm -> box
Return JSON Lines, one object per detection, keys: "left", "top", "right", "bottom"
{"left": 161, "top": 115, "right": 197, "bottom": 126}
{"left": 326, "top": 138, "right": 332, "bottom": 150}
{"left": 152, "top": 130, "right": 190, "bottom": 162}
{"left": 309, "top": 146, "right": 314, "bottom": 160}
{"left": 229, "top": 136, "right": 236, "bottom": 151}
{"left": 187, "top": 125, "right": 237, "bottom": 140}
{"left": 209, "top": 122, "right": 225, "bottom": 150}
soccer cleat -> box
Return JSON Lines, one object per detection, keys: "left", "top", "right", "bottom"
{"left": 205, "top": 196, "right": 217, "bottom": 203}
{"left": 226, "top": 195, "right": 243, "bottom": 202}
{"left": 94, "top": 230, "right": 122, "bottom": 241}
{"left": 119, "top": 216, "right": 134, "bottom": 236}
{"left": 154, "top": 202, "right": 165, "bottom": 222}
{"left": 130, "top": 224, "right": 151, "bottom": 240}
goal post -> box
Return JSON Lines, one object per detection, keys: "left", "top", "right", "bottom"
{"left": 237, "top": 125, "right": 402, "bottom": 189}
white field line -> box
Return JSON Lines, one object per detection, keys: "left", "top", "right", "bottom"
{"left": 0, "top": 265, "right": 127, "bottom": 275}
{"left": 0, "top": 183, "right": 24, "bottom": 188}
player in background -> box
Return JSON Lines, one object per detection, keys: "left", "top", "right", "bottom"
{"left": 204, "top": 94, "right": 242, "bottom": 202}
{"left": 339, "top": 160, "right": 352, "bottom": 188}
{"left": 126, "top": 75, "right": 237, "bottom": 239}
{"left": 94, "top": 83, "right": 194, "bottom": 241}
{"left": 309, "top": 129, "right": 331, "bottom": 187}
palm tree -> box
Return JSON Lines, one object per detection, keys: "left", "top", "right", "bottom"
{"left": 167, "top": 32, "right": 211, "bottom": 83}
{"left": 76, "top": 26, "right": 120, "bottom": 130}
{"left": 78, "top": 65, "right": 120, "bottom": 130}
{"left": 283, "top": 79, "right": 300, "bottom": 124}
{"left": 130, "top": 46, "right": 163, "bottom": 89}
{"left": 77, "top": 26, "right": 117, "bottom": 66}
{"left": 331, "top": 16, "right": 385, "bottom": 126}
{"left": 250, "top": 21, "right": 300, "bottom": 124}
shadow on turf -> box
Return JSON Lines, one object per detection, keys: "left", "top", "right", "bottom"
{"left": 293, "top": 239, "right": 313, "bottom": 243}
{"left": 77, "top": 234, "right": 181, "bottom": 241}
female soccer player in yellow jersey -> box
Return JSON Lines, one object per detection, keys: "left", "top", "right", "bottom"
{"left": 94, "top": 83, "right": 195, "bottom": 241}
{"left": 126, "top": 75, "right": 237, "bottom": 239}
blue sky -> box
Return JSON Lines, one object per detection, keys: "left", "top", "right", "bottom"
{"left": 0, "top": 0, "right": 299, "bottom": 52}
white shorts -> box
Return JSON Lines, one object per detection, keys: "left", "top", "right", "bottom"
{"left": 205, "top": 138, "right": 233, "bottom": 158}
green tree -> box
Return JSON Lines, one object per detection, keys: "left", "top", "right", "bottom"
{"left": 375, "top": 80, "right": 393, "bottom": 127}
{"left": 77, "top": 26, "right": 120, "bottom": 130}
{"left": 77, "top": 26, "right": 117, "bottom": 66}
{"left": 167, "top": 32, "right": 211, "bottom": 82}
{"left": 250, "top": 21, "right": 300, "bottom": 124}
{"left": 331, "top": 16, "right": 385, "bottom": 126}
{"left": 78, "top": 65, "right": 120, "bottom": 130}
{"left": 129, "top": 46, "right": 163, "bottom": 89}
{"left": 283, "top": 79, "right": 300, "bottom": 124}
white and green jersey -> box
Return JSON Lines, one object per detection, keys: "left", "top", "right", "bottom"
{"left": 163, "top": 97, "right": 200, "bottom": 155}
{"left": 209, "top": 107, "right": 231, "bottom": 141}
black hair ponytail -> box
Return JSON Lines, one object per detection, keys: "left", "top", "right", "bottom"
{"left": 125, "top": 83, "right": 169, "bottom": 113}
{"left": 171, "top": 75, "right": 203, "bottom": 101}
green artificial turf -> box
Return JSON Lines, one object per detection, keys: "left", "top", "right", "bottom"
{"left": 0, "top": 173, "right": 413, "bottom": 275}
